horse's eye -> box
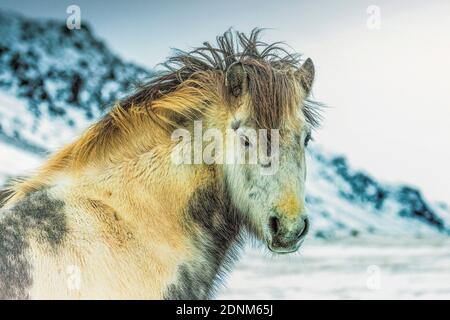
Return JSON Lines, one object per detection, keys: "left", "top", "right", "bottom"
{"left": 240, "top": 135, "right": 252, "bottom": 148}
{"left": 304, "top": 132, "right": 312, "bottom": 147}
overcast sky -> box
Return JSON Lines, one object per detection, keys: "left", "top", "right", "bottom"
{"left": 1, "top": 0, "right": 449, "bottom": 202}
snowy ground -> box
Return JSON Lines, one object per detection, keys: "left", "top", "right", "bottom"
{"left": 0, "top": 142, "right": 43, "bottom": 185}
{"left": 218, "top": 237, "right": 450, "bottom": 300}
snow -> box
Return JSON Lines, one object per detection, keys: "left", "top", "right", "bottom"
{"left": 218, "top": 238, "right": 450, "bottom": 299}
{"left": 0, "top": 142, "right": 42, "bottom": 184}
{"left": 304, "top": 148, "right": 450, "bottom": 237}
{"left": 0, "top": 91, "right": 91, "bottom": 151}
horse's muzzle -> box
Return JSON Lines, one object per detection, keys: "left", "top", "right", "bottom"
{"left": 267, "top": 215, "right": 309, "bottom": 254}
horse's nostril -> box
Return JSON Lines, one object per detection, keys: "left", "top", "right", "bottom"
{"left": 298, "top": 217, "right": 309, "bottom": 239}
{"left": 269, "top": 216, "right": 279, "bottom": 236}
{"left": 261, "top": 160, "right": 271, "bottom": 168}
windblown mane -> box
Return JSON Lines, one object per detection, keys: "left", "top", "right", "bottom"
{"left": 121, "top": 28, "right": 322, "bottom": 129}
{"left": 69, "top": 28, "right": 322, "bottom": 167}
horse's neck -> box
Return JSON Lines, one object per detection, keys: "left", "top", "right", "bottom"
{"left": 163, "top": 178, "right": 244, "bottom": 299}
{"left": 77, "top": 153, "right": 244, "bottom": 299}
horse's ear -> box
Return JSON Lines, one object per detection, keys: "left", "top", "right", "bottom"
{"left": 226, "top": 62, "right": 248, "bottom": 97}
{"left": 296, "top": 58, "right": 315, "bottom": 95}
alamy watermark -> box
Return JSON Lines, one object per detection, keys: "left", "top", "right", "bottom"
{"left": 66, "top": 264, "right": 82, "bottom": 291}
{"left": 366, "top": 5, "right": 381, "bottom": 30}
{"left": 366, "top": 265, "right": 381, "bottom": 290}
{"left": 66, "top": 5, "right": 81, "bottom": 30}
{"left": 170, "top": 121, "right": 280, "bottom": 175}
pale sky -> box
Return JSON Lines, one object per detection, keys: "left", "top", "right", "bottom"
{"left": 1, "top": 0, "right": 449, "bottom": 202}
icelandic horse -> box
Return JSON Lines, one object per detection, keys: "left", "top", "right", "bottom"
{"left": 0, "top": 29, "right": 321, "bottom": 299}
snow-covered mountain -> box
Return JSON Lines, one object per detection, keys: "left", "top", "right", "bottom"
{"left": 306, "top": 149, "right": 450, "bottom": 238}
{"left": 0, "top": 10, "right": 448, "bottom": 238}
{"left": 0, "top": 9, "right": 150, "bottom": 151}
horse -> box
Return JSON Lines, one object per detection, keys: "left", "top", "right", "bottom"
{"left": 0, "top": 29, "right": 321, "bottom": 299}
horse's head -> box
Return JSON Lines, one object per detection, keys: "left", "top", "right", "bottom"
{"left": 144, "top": 29, "right": 320, "bottom": 254}
{"left": 221, "top": 57, "right": 316, "bottom": 254}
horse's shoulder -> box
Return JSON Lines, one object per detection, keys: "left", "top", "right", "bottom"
{"left": 0, "top": 188, "right": 69, "bottom": 299}
{"left": 0, "top": 188, "right": 68, "bottom": 261}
